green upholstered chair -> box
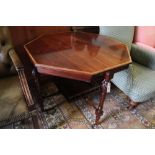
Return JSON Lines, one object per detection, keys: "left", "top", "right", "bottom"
{"left": 99, "top": 26, "right": 155, "bottom": 109}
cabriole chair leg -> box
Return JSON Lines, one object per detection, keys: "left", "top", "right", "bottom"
{"left": 127, "top": 100, "right": 139, "bottom": 110}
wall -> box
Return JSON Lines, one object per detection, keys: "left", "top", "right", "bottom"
{"left": 9, "top": 26, "right": 99, "bottom": 47}
{"left": 9, "top": 26, "right": 71, "bottom": 47}
{"left": 72, "top": 26, "right": 99, "bottom": 33}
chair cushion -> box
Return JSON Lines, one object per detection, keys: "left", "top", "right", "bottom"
{"left": 112, "top": 62, "right": 155, "bottom": 102}
{"left": 0, "top": 75, "right": 28, "bottom": 121}
{"left": 134, "top": 26, "right": 155, "bottom": 48}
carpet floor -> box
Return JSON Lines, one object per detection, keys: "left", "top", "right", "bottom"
{"left": 1, "top": 81, "right": 155, "bottom": 129}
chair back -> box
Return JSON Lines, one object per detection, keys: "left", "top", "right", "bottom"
{"left": 134, "top": 26, "right": 155, "bottom": 48}
{"left": 99, "top": 26, "right": 135, "bottom": 51}
{"left": 0, "top": 27, "right": 15, "bottom": 77}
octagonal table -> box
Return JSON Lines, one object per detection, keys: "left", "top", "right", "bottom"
{"left": 24, "top": 31, "right": 131, "bottom": 125}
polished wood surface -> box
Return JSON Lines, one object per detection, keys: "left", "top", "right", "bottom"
{"left": 25, "top": 31, "right": 131, "bottom": 82}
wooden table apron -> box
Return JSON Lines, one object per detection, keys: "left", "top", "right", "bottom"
{"left": 24, "top": 31, "right": 131, "bottom": 125}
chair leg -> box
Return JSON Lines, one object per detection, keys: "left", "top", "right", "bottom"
{"left": 18, "top": 69, "right": 35, "bottom": 109}
{"left": 127, "top": 100, "right": 139, "bottom": 110}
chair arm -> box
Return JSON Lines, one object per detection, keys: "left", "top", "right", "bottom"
{"left": 9, "top": 49, "right": 24, "bottom": 71}
{"left": 9, "top": 49, "right": 35, "bottom": 108}
{"left": 131, "top": 43, "right": 155, "bottom": 70}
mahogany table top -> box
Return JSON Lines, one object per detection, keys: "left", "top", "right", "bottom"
{"left": 24, "top": 31, "right": 131, "bottom": 82}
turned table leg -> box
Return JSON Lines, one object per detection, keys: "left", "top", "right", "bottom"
{"left": 95, "top": 72, "right": 111, "bottom": 125}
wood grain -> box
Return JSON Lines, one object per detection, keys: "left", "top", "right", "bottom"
{"left": 24, "top": 31, "right": 131, "bottom": 82}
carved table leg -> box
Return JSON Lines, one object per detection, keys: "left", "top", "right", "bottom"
{"left": 95, "top": 72, "right": 111, "bottom": 125}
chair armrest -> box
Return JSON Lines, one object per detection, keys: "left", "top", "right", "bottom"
{"left": 131, "top": 43, "right": 155, "bottom": 70}
{"left": 9, "top": 49, "right": 24, "bottom": 71}
{"left": 9, "top": 48, "right": 35, "bottom": 108}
